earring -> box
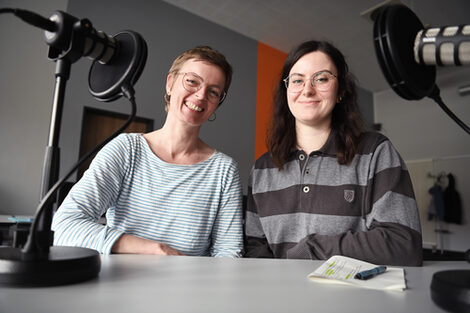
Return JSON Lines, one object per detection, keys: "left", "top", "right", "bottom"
{"left": 208, "top": 112, "right": 216, "bottom": 122}
{"left": 337, "top": 95, "right": 343, "bottom": 103}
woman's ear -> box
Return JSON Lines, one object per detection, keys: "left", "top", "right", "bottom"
{"left": 166, "top": 73, "right": 175, "bottom": 96}
{"left": 336, "top": 91, "right": 344, "bottom": 103}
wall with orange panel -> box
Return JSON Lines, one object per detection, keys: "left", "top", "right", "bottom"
{"left": 256, "top": 42, "right": 287, "bottom": 160}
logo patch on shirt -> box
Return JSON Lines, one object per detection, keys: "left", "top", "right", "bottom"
{"left": 344, "top": 190, "right": 355, "bottom": 203}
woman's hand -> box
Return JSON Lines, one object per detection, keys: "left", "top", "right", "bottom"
{"left": 153, "top": 242, "right": 184, "bottom": 256}
{"left": 111, "top": 234, "right": 185, "bottom": 256}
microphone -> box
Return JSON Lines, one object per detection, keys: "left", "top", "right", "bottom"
{"left": 0, "top": 8, "right": 146, "bottom": 286}
{"left": 414, "top": 25, "right": 470, "bottom": 66}
{"left": 12, "top": 8, "right": 117, "bottom": 64}
{"left": 373, "top": 3, "right": 435, "bottom": 100}
{"left": 11, "top": 9, "right": 147, "bottom": 101}
{"left": 373, "top": 3, "right": 470, "bottom": 135}
{"left": 44, "top": 11, "right": 118, "bottom": 65}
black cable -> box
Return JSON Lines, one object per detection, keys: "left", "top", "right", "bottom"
{"left": 23, "top": 85, "right": 137, "bottom": 254}
{"left": 0, "top": 8, "right": 15, "bottom": 14}
{"left": 0, "top": 7, "right": 56, "bottom": 31}
{"left": 428, "top": 85, "right": 470, "bottom": 135}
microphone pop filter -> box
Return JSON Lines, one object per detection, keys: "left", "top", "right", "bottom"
{"left": 373, "top": 4, "right": 436, "bottom": 100}
{"left": 88, "top": 30, "right": 147, "bottom": 101}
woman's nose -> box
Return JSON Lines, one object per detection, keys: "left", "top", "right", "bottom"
{"left": 194, "top": 86, "right": 208, "bottom": 100}
{"left": 302, "top": 80, "right": 316, "bottom": 95}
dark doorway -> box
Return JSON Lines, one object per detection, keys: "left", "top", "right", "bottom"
{"left": 78, "top": 107, "right": 153, "bottom": 179}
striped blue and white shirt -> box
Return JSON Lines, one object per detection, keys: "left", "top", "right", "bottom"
{"left": 52, "top": 133, "right": 243, "bottom": 257}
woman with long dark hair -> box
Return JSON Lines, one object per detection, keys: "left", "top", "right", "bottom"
{"left": 244, "top": 40, "right": 422, "bottom": 266}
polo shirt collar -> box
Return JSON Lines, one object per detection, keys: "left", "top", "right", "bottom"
{"left": 289, "top": 130, "right": 337, "bottom": 159}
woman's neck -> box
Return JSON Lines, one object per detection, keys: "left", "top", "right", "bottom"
{"left": 144, "top": 117, "right": 213, "bottom": 164}
{"left": 295, "top": 122, "right": 331, "bottom": 154}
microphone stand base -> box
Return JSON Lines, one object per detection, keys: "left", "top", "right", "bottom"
{"left": 0, "top": 246, "right": 100, "bottom": 287}
{"left": 431, "top": 270, "right": 470, "bottom": 313}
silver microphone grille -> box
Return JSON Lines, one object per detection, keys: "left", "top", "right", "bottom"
{"left": 414, "top": 25, "right": 470, "bottom": 66}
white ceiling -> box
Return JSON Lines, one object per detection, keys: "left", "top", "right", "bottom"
{"left": 162, "top": 0, "right": 470, "bottom": 93}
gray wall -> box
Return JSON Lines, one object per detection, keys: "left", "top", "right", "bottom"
{"left": 357, "top": 86, "right": 374, "bottom": 130}
{"left": 62, "top": 0, "right": 257, "bottom": 187}
{"left": 375, "top": 69, "right": 470, "bottom": 253}
{"left": 0, "top": 0, "right": 68, "bottom": 216}
{"left": 374, "top": 68, "right": 470, "bottom": 161}
{"left": 0, "top": 0, "right": 257, "bottom": 216}
{"left": 375, "top": 69, "right": 470, "bottom": 252}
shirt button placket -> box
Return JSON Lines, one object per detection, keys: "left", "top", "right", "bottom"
{"left": 299, "top": 153, "right": 309, "bottom": 194}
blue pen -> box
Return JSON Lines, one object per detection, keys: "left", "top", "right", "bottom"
{"left": 354, "top": 266, "right": 387, "bottom": 280}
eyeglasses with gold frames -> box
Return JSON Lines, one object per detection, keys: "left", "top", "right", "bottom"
{"left": 283, "top": 70, "right": 337, "bottom": 92}
{"left": 179, "top": 72, "right": 226, "bottom": 103}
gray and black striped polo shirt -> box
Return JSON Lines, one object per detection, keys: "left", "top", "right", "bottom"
{"left": 245, "top": 131, "right": 422, "bottom": 266}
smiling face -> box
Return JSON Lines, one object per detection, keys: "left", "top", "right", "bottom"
{"left": 166, "top": 59, "right": 226, "bottom": 127}
{"left": 286, "top": 51, "right": 339, "bottom": 130}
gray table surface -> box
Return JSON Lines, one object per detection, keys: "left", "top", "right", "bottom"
{"left": 1, "top": 255, "right": 468, "bottom": 313}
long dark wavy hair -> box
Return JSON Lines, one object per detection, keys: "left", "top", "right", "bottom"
{"left": 267, "top": 40, "right": 364, "bottom": 169}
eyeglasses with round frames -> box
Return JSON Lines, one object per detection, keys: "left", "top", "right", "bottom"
{"left": 179, "top": 72, "right": 226, "bottom": 104}
{"left": 283, "top": 71, "right": 337, "bottom": 92}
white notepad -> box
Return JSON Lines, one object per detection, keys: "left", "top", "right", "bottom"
{"left": 307, "top": 255, "right": 406, "bottom": 291}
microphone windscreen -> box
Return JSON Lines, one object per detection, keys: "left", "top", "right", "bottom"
{"left": 373, "top": 4, "right": 436, "bottom": 100}
{"left": 88, "top": 30, "right": 147, "bottom": 102}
